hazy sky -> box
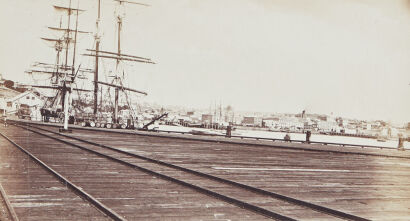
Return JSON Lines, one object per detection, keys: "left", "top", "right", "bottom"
{"left": 1, "top": 0, "right": 409, "bottom": 123}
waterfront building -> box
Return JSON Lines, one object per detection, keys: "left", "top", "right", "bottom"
{"left": 317, "top": 120, "right": 338, "bottom": 132}
{"left": 278, "top": 117, "right": 304, "bottom": 131}
{"left": 4, "top": 90, "right": 44, "bottom": 115}
{"left": 242, "top": 116, "right": 262, "bottom": 127}
{"left": 262, "top": 117, "right": 280, "bottom": 128}
{"left": 0, "top": 86, "right": 20, "bottom": 115}
{"left": 201, "top": 114, "right": 213, "bottom": 124}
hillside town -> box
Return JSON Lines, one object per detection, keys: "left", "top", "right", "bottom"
{"left": 1, "top": 73, "right": 408, "bottom": 140}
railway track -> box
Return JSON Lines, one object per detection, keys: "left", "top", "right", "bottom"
{"left": 9, "top": 122, "right": 371, "bottom": 221}
{"left": 0, "top": 181, "right": 19, "bottom": 221}
{"left": 2, "top": 125, "right": 269, "bottom": 220}
{"left": 0, "top": 130, "right": 126, "bottom": 221}
{"left": 14, "top": 120, "right": 408, "bottom": 160}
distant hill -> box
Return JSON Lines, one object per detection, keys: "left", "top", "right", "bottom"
{"left": 0, "top": 74, "right": 27, "bottom": 94}
{"left": 0, "top": 86, "right": 21, "bottom": 99}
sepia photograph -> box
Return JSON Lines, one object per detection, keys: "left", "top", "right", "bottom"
{"left": 0, "top": 0, "right": 409, "bottom": 220}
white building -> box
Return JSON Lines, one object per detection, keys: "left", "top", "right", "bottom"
{"left": 278, "top": 117, "right": 304, "bottom": 131}
{"left": 5, "top": 90, "right": 44, "bottom": 114}
{"left": 317, "top": 121, "right": 338, "bottom": 132}
{"left": 242, "top": 116, "right": 262, "bottom": 127}
{"left": 263, "top": 119, "right": 278, "bottom": 128}
{"left": 0, "top": 86, "right": 21, "bottom": 115}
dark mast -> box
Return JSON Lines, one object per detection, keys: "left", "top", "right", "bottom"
{"left": 94, "top": 0, "right": 101, "bottom": 114}
{"left": 84, "top": 0, "right": 153, "bottom": 124}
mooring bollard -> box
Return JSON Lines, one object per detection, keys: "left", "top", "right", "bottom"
{"left": 226, "top": 125, "right": 232, "bottom": 138}
{"left": 398, "top": 137, "right": 404, "bottom": 151}
{"left": 306, "top": 130, "right": 311, "bottom": 144}
{"left": 284, "top": 134, "right": 291, "bottom": 142}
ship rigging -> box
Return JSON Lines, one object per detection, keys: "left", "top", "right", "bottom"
{"left": 26, "top": 0, "right": 155, "bottom": 130}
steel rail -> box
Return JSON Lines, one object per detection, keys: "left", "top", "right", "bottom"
{"left": 0, "top": 131, "right": 127, "bottom": 221}
{"left": 13, "top": 124, "right": 296, "bottom": 221}
{"left": 24, "top": 123, "right": 370, "bottom": 221}
{"left": 0, "top": 181, "right": 19, "bottom": 221}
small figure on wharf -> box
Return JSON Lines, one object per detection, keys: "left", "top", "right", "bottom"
{"left": 3, "top": 113, "right": 7, "bottom": 127}
{"left": 398, "top": 136, "right": 404, "bottom": 151}
{"left": 284, "top": 134, "right": 291, "bottom": 142}
{"left": 305, "top": 130, "right": 311, "bottom": 144}
{"left": 226, "top": 125, "right": 232, "bottom": 138}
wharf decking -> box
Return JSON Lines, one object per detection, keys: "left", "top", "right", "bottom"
{"left": 0, "top": 121, "right": 409, "bottom": 220}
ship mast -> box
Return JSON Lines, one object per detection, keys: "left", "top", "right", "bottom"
{"left": 27, "top": 0, "right": 91, "bottom": 130}
{"left": 62, "top": 0, "right": 81, "bottom": 131}
{"left": 84, "top": 0, "right": 153, "bottom": 126}
{"left": 114, "top": 0, "right": 123, "bottom": 124}
{"left": 55, "top": 17, "right": 63, "bottom": 84}
{"left": 45, "top": 0, "right": 87, "bottom": 131}
{"left": 64, "top": 0, "right": 72, "bottom": 69}
{"left": 94, "top": 0, "right": 101, "bottom": 114}
{"left": 113, "top": 0, "right": 151, "bottom": 124}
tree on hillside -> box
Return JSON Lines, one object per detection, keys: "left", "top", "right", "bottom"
{"left": 4, "top": 80, "right": 14, "bottom": 89}
{"left": 225, "top": 105, "right": 234, "bottom": 123}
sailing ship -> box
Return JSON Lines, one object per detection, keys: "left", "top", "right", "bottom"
{"left": 26, "top": 0, "right": 159, "bottom": 130}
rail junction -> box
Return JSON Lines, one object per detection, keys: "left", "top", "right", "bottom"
{"left": 0, "top": 120, "right": 409, "bottom": 220}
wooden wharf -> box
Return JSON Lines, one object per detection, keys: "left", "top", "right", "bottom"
{"left": 0, "top": 120, "right": 409, "bottom": 220}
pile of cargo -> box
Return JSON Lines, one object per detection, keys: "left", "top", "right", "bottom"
{"left": 73, "top": 112, "right": 135, "bottom": 129}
